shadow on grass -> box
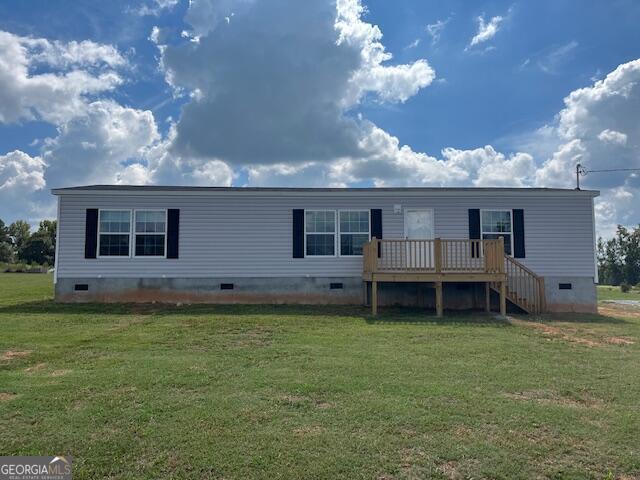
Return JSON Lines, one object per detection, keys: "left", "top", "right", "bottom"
{"left": 1, "top": 300, "right": 625, "bottom": 327}
{"left": 0, "top": 299, "right": 514, "bottom": 326}
{"left": 511, "top": 312, "right": 628, "bottom": 325}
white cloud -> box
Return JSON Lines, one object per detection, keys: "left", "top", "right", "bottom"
{"left": 536, "top": 59, "right": 640, "bottom": 188}
{"left": 468, "top": 14, "right": 503, "bottom": 49}
{"left": 0, "top": 30, "right": 125, "bottom": 124}
{"left": 158, "top": 0, "right": 435, "bottom": 168}
{"left": 0, "top": 150, "right": 45, "bottom": 193}
{"left": 0, "top": 150, "right": 47, "bottom": 222}
{"left": 537, "top": 40, "right": 578, "bottom": 74}
{"left": 22, "top": 38, "right": 126, "bottom": 69}
{"left": 136, "top": 0, "right": 180, "bottom": 16}
{"left": 42, "top": 100, "right": 160, "bottom": 188}
{"left": 335, "top": 0, "right": 436, "bottom": 104}
{"left": 425, "top": 18, "right": 450, "bottom": 45}
{"left": 598, "top": 129, "right": 627, "bottom": 146}
{"left": 247, "top": 127, "right": 535, "bottom": 190}
{"left": 115, "top": 164, "right": 153, "bottom": 185}
{"left": 404, "top": 38, "right": 420, "bottom": 49}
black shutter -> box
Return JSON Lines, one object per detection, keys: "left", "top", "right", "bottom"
{"left": 292, "top": 209, "right": 304, "bottom": 258}
{"left": 167, "top": 209, "right": 180, "bottom": 259}
{"left": 468, "top": 209, "right": 481, "bottom": 258}
{"left": 513, "top": 209, "right": 525, "bottom": 258}
{"left": 370, "top": 209, "right": 382, "bottom": 239}
{"left": 84, "top": 209, "right": 98, "bottom": 259}
{"left": 371, "top": 209, "right": 382, "bottom": 258}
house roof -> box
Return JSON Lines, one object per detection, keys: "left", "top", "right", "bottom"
{"left": 51, "top": 185, "right": 600, "bottom": 197}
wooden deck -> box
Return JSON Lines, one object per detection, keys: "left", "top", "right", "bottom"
{"left": 362, "top": 238, "right": 544, "bottom": 317}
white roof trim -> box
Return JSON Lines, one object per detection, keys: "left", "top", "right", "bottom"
{"left": 52, "top": 187, "right": 600, "bottom": 198}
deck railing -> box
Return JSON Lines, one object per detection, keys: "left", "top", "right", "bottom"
{"left": 363, "top": 237, "right": 505, "bottom": 275}
{"left": 502, "top": 256, "right": 546, "bottom": 314}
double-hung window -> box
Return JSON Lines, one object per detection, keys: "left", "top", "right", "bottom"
{"left": 305, "top": 210, "right": 336, "bottom": 256}
{"left": 339, "top": 210, "right": 369, "bottom": 256}
{"left": 99, "top": 210, "right": 131, "bottom": 257}
{"left": 135, "top": 210, "right": 166, "bottom": 257}
{"left": 481, "top": 209, "right": 513, "bottom": 255}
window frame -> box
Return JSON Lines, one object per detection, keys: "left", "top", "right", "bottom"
{"left": 480, "top": 208, "right": 514, "bottom": 257}
{"left": 97, "top": 208, "right": 132, "bottom": 259}
{"left": 338, "top": 209, "right": 371, "bottom": 257}
{"left": 133, "top": 209, "right": 168, "bottom": 259}
{"left": 304, "top": 209, "right": 337, "bottom": 258}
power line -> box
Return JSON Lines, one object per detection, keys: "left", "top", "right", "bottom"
{"left": 575, "top": 164, "right": 640, "bottom": 189}
{"left": 584, "top": 168, "right": 640, "bottom": 173}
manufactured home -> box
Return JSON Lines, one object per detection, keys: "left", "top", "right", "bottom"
{"left": 52, "top": 186, "right": 599, "bottom": 315}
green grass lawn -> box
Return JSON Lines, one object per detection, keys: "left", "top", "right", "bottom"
{"left": 598, "top": 284, "right": 640, "bottom": 301}
{"left": 1, "top": 274, "right": 639, "bottom": 479}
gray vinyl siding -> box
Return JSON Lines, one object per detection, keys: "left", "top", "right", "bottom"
{"left": 56, "top": 192, "right": 597, "bottom": 279}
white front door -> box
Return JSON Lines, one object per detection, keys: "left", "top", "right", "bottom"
{"left": 404, "top": 209, "right": 435, "bottom": 268}
{"left": 404, "top": 209, "right": 434, "bottom": 240}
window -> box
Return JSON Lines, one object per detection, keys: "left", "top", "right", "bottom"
{"left": 305, "top": 210, "right": 336, "bottom": 256}
{"left": 135, "top": 210, "right": 166, "bottom": 257}
{"left": 481, "top": 210, "right": 513, "bottom": 255}
{"left": 98, "top": 210, "right": 131, "bottom": 256}
{"left": 339, "top": 210, "right": 369, "bottom": 256}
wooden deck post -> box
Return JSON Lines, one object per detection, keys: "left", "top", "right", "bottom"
{"left": 435, "top": 281, "right": 443, "bottom": 317}
{"left": 499, "top": 281, "right": 507, "bottom": 317}
{"left": 371, "top": 280, "right": 378, "bottom": 316}
{"left": 362, "top": 281, "right": 368, "bottom": 306}
{"left": 485, "top": 282, "right": 491, "bottom": 313}
{"left": 434, "top": 238, "right": 442, "bottom": 273}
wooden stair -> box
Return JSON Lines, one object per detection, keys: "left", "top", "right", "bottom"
{"left": 491, "top": 256, "right": 546, "bottom": 314}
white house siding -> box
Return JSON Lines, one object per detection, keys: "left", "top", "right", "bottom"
{"left": 55, "top": 189, "right": 598, "bottom": 280}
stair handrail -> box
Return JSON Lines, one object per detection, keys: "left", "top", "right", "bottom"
{"left": 503, "top": 255, "right": 546, "bottom": 314}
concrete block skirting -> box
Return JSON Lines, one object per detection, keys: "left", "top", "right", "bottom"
{"left": 55, "top": 277, "right": 364, "bottom": 304}
{"left": 55, "top": 275, "right": 597, "bottom": 312}
{"left": 543, "top": 276, "right": 597, "bottom": 313}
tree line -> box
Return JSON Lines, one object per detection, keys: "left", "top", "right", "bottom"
{"left": 0, "top": 218, "right": 57, "bottom": 266}
{"left": 597, "top": 225, "right": 640, "bottom": 286}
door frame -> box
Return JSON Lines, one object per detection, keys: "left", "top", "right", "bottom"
{"left": 403, "top": 208, "right": 435, "bottom": 239}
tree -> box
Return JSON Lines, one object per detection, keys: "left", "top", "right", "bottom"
{"left": 621, "top": 227, "right": 640, "bottom": 286}
{"left": 19, "top": 220, "right": 56, "bottom": 266}
{"left": 0, "top": 219, "right": 12, "bottom": 262}
{"left": 38, "top": 219, "right": 57, "bottom": 240}
{"left": 9, "top": 220, "right": 30, "bottom": 254}
{"left": 597, "top": 225, "right": 640, "bottom": 286}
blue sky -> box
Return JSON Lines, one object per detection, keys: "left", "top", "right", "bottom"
{"left": 0, "top": 0, "right": 639, "bottom": 236}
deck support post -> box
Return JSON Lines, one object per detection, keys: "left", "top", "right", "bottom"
{"left": 499, "top": 281, "right": 507, "bottom": 317}
{"left": 362, "top": 281, "right": 368, "bottom": 306}
{"left": 485, "top": 282, "right": 491, "bottom": 313}
{"left": 371, "top": 280, "right": 378, "bottom": 316}
{"left": 435, "top": 281, "right": 443, "bottom": 317}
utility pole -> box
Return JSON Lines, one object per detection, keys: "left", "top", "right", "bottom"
{"left": 576, "top": 163, "right": 581, "bottom": 190}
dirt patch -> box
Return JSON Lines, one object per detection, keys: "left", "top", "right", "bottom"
{"left": 599, "top": 304, "right": 640, "bottom": 320}
{"left": 51, "top": 369, "right": 71, "bottom": 377}
{"left": 279, "top": 394, "right": 310, "bottom": 406}
{"left": 1, "top": 350, "right": 31, "bottom": 361}
{"left": 226, "top": 326, "right": 274, "bottom": 348}
{"left": 509, "top": 318, "right": 604, "bottom": 347}
{"left": 25, "top": 362, "right": 47, "bottom": 372}
{"left": 605, "top": 336, "right": 635, "bottom": 345}
{"left": 293, "top": 425, "right": 325, "bottom": 436}
{"left": 399, "top": 447, "right": 428, "bottom": 478}
{"left": 437, "top": 461, "right": 462, "bottom": 480}
{"left": 503, "top": 390, "right": 603, "bottom": 409}
{"left": 452, "top": 425, "right": 473, "bottom": 439}
{"left": 315, "top": 401, "right": 333, "bottom": 410}
{"left": 0, "top": 392, "right": 18, "bottom": 401}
